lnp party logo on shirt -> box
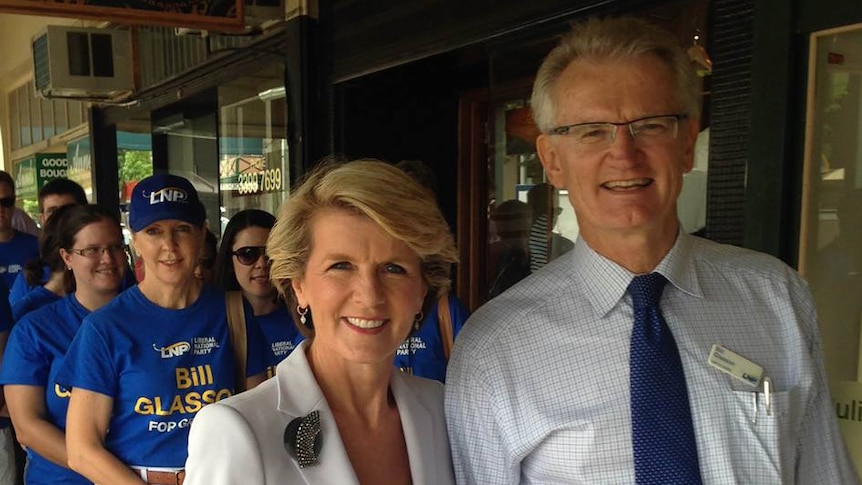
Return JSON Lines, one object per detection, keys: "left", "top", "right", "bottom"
{"left": 145, "top": 187, "right": 189, "bottom": 205}
{"left": 153, "top": 341, "right": 191, "bottom": 358}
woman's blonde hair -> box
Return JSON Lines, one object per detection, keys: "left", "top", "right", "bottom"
{"left": 268, "top": 158, "right": 458, "bottom": 336}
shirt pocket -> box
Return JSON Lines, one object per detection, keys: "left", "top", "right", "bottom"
{"left": 723, "top": 388, "right": 800, "bottom": 485}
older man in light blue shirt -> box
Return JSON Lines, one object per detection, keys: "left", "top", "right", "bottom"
{"left": 445, "top": 16, "right": 858, "bottom": 485}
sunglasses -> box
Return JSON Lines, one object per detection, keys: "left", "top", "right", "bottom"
{"left": 0, "top": 197, "right": 14, "bottom": 208}
{"left": 232, "top": 246, "right": 268, "bottom": 266}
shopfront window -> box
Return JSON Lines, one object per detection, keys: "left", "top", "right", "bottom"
{"left": 800, "top": 23, "right": 862, "bottom": 478}
{"left": 217, "top": 64, "right": 288, "bottom": 232}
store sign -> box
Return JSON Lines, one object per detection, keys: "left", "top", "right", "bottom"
{"left": 13, "top": 158, "right": 37, "bottom": 199}
{"left": 36, "top": 154, "right": 68, "bottom": 185}
{"left": 219, "top": 155, "right": 282, "bottom": 196}
{"left": 67, "top": 136, "right": 93, "bottom": 188}
{"left": 12, "top": 154, "right": 68, "bottom": 198}
{"left": 0, "top": 0, "right": 245, "bottom": 32}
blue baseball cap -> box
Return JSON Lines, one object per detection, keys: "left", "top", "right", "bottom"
{"left": 129, "top": 173, "right": 205, "bottom": 232}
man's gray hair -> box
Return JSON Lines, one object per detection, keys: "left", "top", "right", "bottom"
{"left": 531, "top": 17, "right": 701, "bottom": 133}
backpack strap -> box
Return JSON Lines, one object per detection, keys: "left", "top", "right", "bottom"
{"left": 225, "top": 290, "right": 248, "bottom": 393}
{"left": 437, "top": 294, "right": 454, "bottom": 361}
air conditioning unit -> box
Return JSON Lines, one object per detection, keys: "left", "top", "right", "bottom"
{"left": 33, "top": 26, "right": 133, "bottom": 100}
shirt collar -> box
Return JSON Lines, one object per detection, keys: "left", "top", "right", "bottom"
{"left": 576, "top": 231, "right": 704, "bottom": 317}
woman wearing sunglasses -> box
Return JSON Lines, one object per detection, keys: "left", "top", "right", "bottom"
{"left": 216, "top": 210, "right": 304, "bottom": 376}
{"left": 0, "top": 204, "right": 126, "bottom": 485}
{"left": 58, "top": 174, "right": 270, "bottom": 485}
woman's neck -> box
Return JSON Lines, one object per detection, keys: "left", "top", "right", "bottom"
{"left": 306, "top": 342, "right": 395, "bottom": 424}
{"left": 42, "top": 271, "right": 66, "bottom": 296}
{"left": 138, "top": 277, "right": 202, "bottom": 309}
{"left": 74, "top": 288, "right": 117, "bottom": 312}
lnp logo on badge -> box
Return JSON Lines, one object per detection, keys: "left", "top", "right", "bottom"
{"left": 154, "top": 341, "right": 191, "bottom": 359}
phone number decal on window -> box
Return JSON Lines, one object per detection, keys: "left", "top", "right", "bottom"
{"left": 237, "top": 168, "right": 282, "bottom": 195}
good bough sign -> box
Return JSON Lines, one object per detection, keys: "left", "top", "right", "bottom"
{"left": 36, "top": 154, "right": 69, "bottom": 189}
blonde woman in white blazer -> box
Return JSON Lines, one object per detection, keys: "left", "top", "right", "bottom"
{"left": 185, "top": 159, "right": 459, "bottom": 485}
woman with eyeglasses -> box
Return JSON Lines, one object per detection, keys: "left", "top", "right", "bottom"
{"left": 58, "top": 174, "right": 269, "bottom": 485}
{"left": 216, "top": 210, "right": 303, "bottom": 377}
{"left": 0, "top": 204, "right": 126, "bottom": 485}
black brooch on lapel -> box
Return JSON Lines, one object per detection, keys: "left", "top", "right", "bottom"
{"left": 284, "top": 411, "right": 323, "bottom": 468}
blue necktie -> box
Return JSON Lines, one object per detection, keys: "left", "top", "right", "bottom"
{"left": 629, "top": 273, "right": 703, "bottom": 485}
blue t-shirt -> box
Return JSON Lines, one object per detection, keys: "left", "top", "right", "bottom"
{"left": 11, "top": 285, "right": 61, "bottom": 322}
{"left": 10, "top": 264, "right": 137, "bottom": 308}
{"left": 393, "top": 293, "right": 470, "bottom": 382}
{"left": 0, "top": 295, "right": 91, "bottom": 485}
{"left": 256, "top": 306, "right": 304, "bottom": 378}
{"left": 9, "top": 269, "right": 47, "bottom": 307}
{"left": 57, "top": 285, "right": 269, "bottom": 468}
{"left": 0, "top": 286, "right": 11, "bottom": 333}
{"left": 0, "top": 286, "right": 12, "bottom": 430}
{"left": 0, "top": 231, "right": 38, "bottom": 293}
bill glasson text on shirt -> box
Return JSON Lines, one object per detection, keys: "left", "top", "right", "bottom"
{"left": 137, "top": 338, "right": 232, "bottom": 433}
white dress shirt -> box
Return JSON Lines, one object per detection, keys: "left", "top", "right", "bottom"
{"left": 445, "top": 232, "right": 858, "bottom": 484}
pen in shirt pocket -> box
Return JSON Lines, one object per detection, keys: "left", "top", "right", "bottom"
{"left": 707, "top": 344, "right": 771, "bottom": 423}
{"left": 750, "top": 376, "right": 772, "bottom": 424}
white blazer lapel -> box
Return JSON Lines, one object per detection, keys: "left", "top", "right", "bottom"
{"left": 390, "top": 371, "right": 452, "bottom": 485}
{"left": 275, "top": 341, "right": 361, "bottom": 485}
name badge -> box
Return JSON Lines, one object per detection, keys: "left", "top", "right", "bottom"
{"left": 707, "top": 344, "right": 763, "bottom": 387}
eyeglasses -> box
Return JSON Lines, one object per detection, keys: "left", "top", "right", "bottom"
{"left": 68, "top": 244, "right": 127, "bottom": 259}
{"left": 549, "top": 114, "right": 688, "bottom": 147}
{"left": 232, "top": 246, "right": 268, "bottom": 266}
{"left": 0, "top": 197, "right": 15, "bottom": 208}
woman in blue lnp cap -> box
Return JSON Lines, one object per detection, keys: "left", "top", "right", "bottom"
{"left": 59, "top": 173, "right": 270, "bottom": 485}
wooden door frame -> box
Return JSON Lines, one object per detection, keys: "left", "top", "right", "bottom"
{"left": 456, "top": 79, "right": 536, "bottom": 311}
{"left": 456, "top": 89, "right": 489, "bottom": 311}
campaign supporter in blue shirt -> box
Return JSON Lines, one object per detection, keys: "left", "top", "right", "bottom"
{"left": 0, "top": 204, "right": 126, "bottom": 485}
{"left": 11, "top": 285, "right": 60, "bottom": 322}
{"left": 58, "top": 285, "right": 268, "bottom": 469}
{"left": 8, "top": 269, "right": 47, "bottom": 306}
{"left": 215, "top": 209, "right": 303, "bottom": 378}
{"left": 0, "top": 285, "right": 12, "bottom": 335}
{"left": 257, "top": 306, "right": 305, "bottom": 377}
{"left": 10, "top": 265, "right": 136, "bottom": 318}
{"left": 8, "top": 178, "right": 90, "bottom": 309}
{"left": 0, "top": 231, "right": 38, "bottom": 293}
{"left": 0, "top": 170, "right": 36, "bottom": 483}
{"left": 9, "top": 206, "right": 73, "bottom": 322}
{"left": 394, "top": 292, "right": 469, "bottom": 382}
{"left": 3, "top": 297, "right": 97, "bottom": 485}
{"left": 60, "top": 174, "right": 268, "bottom": 485}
